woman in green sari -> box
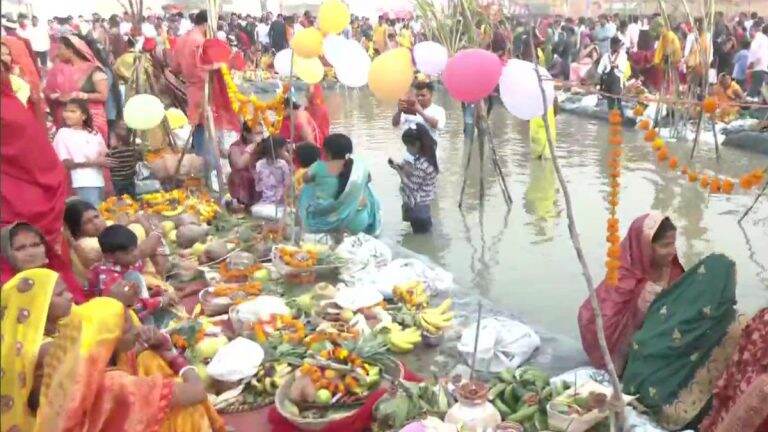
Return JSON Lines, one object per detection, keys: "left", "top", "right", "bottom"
{"left": 622, "top": 253, "right": 745, "bottom": 431}
{"left": 298, "top": 133, "right": 381, "bottom": 236}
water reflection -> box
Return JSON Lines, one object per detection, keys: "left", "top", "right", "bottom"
{"left": 524, "top": 159, "right": 558, "bottom": 239}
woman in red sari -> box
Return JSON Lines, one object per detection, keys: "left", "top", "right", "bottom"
{"left": 0, "top": 69, "right": 83, "bottom": 300}
{"left": 628, "top": 30, "right": 664, "bottom": 92}
{"left": 43, "top": 35, "right": 109, "bottom": 141}
{"left": 577, "top": 212, "right": 684, "bottom": 374}
{"left": 306, "top": 84, "right": 330, "bottom": 145}
{"left": 700, "top": 308, "right": 768, "bottom": 432}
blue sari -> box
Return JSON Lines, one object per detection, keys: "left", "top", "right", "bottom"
{"left": 298, "top": 157, "right": 381, "bottom": 236}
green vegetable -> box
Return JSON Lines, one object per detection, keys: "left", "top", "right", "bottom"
{"left": 492, "top": 398, "right": 513, "bottom": 417}
{"left": 534, "top": 411, "right": 549, "bottom": 430}
{"left": 499, "top": 368, "right": 515, "bottom": 383}
{"left": 504, "top": 385, "right": 518, "bottom": 408}
{"left": 488, "top": 383, "right": 508, "bottom": 401}
{"left": 506, "top": 405, "right": 539, "bottom": 423}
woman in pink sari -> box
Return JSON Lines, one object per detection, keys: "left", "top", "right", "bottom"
{"left": 44, "top": 35, "right": 109, "bottom": 141}
{"left": 306, "top": 84, "right": 330, "bottom": 145}
{"left": 577, "top": 212, "right": 684, "bottom": 374}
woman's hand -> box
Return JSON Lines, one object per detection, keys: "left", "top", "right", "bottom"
{"left": 138, "top": 325, "right": 172, "bottom": 351}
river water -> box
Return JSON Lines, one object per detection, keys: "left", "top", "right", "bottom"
{"left": 323, "top": 87, "right": 768, "bottom": 368}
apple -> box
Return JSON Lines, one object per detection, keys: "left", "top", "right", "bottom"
{"left": 252, "top": 268, "right": 270, "bottom": 281}
{"left": 315, "top": 388, "right": 332, "bottom": 405}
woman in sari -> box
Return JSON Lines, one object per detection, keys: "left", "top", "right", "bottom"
{"left": 628, "top": 30, "right": 664, "bottom": 92}
{"left": 1, "top": 40, "right": 44, "bottom": 120}
{"left": 44, "top": 35, "right": 109, "bottom": 140}
{"left": 34, "top": 297, "right": 225, "bottom": 432}
{"left": 306, "top": 84, "right": 330, "bottom": 146}
{"left": 279, "top": 98, "right": 322, "bottom": 147}
{"left": 578, "top": 212, "right": 684, "bottom": 374}
{"left": 699, "top": 308, "right": 767, "bottom": 432}
{"left": 622, "top": 254, "right": 744, "bottom": 431}
{"left": 569, "top": 43, "right": 600, "bottom": 85}
{"left": 1, "top": 268, "right": 74, "bottom": 432}
{"left": 298, "top": 133, "right": 381, "bottom": 236}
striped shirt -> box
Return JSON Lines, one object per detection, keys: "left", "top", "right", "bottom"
{"left": 108, "top": 146, "right": 140, "bottom": 181}
{"left": 401, "top": 155, "right": 438, "bottom": 206}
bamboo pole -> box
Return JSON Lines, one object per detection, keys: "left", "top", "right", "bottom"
{"left": 739, "top": 174, "right": 768, "bottom": 223}
{"left": 529, "top": 29, "right": 625, "bottom": 431}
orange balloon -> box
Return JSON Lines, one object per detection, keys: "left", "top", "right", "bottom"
{"left": 368, "top": 48, "right": 414, "bottom": 103}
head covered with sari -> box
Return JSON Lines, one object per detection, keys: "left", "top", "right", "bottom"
{"left": 1, "top": 268, "right": 62, "bottom": 432}
{"left": 578, "top": 212, "right": 684, "bottom": 373}
{"left": 35, "top": 297, "right": 175, "bottom": 432}
{"left": 44, "top": 34, "right": 104, "bottom": 97}
{"left": 622, "top": 253, "right": 743, "bottom": 430}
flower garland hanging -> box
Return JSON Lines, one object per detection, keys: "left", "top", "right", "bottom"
{"left": 220, "top": 64, "right": 287, "bottom": 135}
{"left": 633, "top": 103, "right": 767, "bottom": 195}
{"left": 605, "top": 109, "right": 623, "bottom": 287}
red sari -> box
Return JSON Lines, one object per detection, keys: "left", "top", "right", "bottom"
{"left": 0, "top": 75, "right": 84, "bottom": 301}
{"left": 43, "top": 35, "right": 108, "bottom": 141}
{"left": 307, "top": 84, "right": 330, "bottom": 145}
{"left": 577, "top": 212, "right": 684, "bottom": 374}
{"left": 700, "top": 308, "right": 768, "bottom": 432}
{"left": 628, "top": 49, "right": 664, "bottom": 92}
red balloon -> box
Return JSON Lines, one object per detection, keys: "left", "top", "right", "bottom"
{"left": 441, "top": 49, "right": 502, "bottom": 103}
{"left": 201, "top": 38, "right": 231, "bottom": 65}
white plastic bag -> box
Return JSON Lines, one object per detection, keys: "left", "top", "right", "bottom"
{"left": 335, "top": 233, "right": 392, "bottom": 274}
{"left": 457, "top": 317, "right": 540, "bottom": 373}
{"left": 251, "top": 203, "right": 285, "bottom": 220}
{"left": 206, "top": 337, "right": 265, "bottom": 382}
{"left": 342, "top": 258, "right": 454, "bottom": 298}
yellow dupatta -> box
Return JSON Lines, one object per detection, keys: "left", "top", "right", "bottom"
{"left": 35, "top": 297, "right": 175, "bottom": 432}
{"left": 1, "top": 268, "right": 59, "bottom": 432}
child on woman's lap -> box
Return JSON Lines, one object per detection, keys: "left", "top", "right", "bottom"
{"left": 253, "top": 136, "right": 291, "bottom": 205}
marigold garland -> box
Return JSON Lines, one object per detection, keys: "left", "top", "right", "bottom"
{"left": 220, "top": 64, "right": 287, "bottom": 135}
{"left": 605, "top": 109, "right": 623, "bottom": 287}
{"left": 633, "top": 102, "right": 768, "bottom": 196}
{"left": 99, "top": 195, "right": 140, "bottom": 222}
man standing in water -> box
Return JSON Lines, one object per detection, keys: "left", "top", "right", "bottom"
{"left": 392, "top": 81, "right": 446, "bottom": 139}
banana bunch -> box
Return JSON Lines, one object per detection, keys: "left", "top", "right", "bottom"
{"left": 392, "top": 280, "right": 429, "bottom": 310}
{"left": 384, "top": 323, "right": 422, "bottom": 353}
{"left": 250, "top": 362, "right": 292, "bottom": 395}
{"left": 417, "top": 299, "right": 453, "bottom": 335}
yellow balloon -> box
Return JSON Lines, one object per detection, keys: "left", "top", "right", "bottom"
{"left": 165, "top": 107, "right": 188, "bottom": 130}
{"left": 317, "top": 0, "right": 350, "bottom": 35}
{"left": 368, "top": 48, "right": 414, "bottom": 103}
{"left": 294, "top": 56, "right": 325, "bottom": 84}
{"left": 291, "top": 27, "right": 324, "bottom": 58}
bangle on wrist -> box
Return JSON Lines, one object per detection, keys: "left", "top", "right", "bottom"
{"left": 179, "top": 365, "right": 198, "bottom": 377}
{"left": 168, "top": 354, "right": 189, "bottom": 375}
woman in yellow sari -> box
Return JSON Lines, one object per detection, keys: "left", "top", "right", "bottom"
{"left": 1, "top": 268, "right": 74, "bottom": 432}
{"left": 34, "top": 297, "right": 225, "bottom": 432}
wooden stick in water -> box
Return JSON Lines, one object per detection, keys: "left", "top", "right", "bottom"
{"left": 739, "top": 175, "right": 767, "bottom": 223}
{"left": 469, "top": 301, "right": 482, "bottom": 383}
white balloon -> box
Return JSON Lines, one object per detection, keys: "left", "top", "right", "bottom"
{"left": 322, "top": 34, "right": 348, "bottom": 67}
{"left": 333, "top": 42, "right": 371, "bottom": 87}
{"left": 273, "top": 48, "right": 294, "bottom": 77}
{"left": 413, "top": 41, "right": 448, "bottom": 76}
{"left": 499, "top": 59, "right": 555, "bottom": 120}
{"left": 124, "top": 94, "right": 165, "bottom": 130}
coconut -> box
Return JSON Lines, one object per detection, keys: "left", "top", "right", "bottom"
{"left": 176, "top": 224, "right": 209, "bottom": 249}
{"left": 177, "top": 258, "right": 201, "bottom": 282}
{"left": 173, "top": 213, "right": 200, "bottom": 228}
{"left": 179, "top": 154, "right": 205, "bottom": 178}
{"left": 202, "top": 240, "right": 230, "bottom": 263}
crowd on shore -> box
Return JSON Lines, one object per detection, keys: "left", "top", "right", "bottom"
{"left": 1, "top": 4, "right": 767, "bottom": 432}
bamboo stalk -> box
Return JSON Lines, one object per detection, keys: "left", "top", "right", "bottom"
{"left": 739, "top": 175, "right": 768, "bottom": 223}
{"left": 529, "top": 29, "right": 625, "bottom": 431}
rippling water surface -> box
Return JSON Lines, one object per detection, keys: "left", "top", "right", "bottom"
{"left": 324, "top": 87, "right": 768, "bottom": 366}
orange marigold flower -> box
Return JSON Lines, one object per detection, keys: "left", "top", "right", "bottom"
{"left": 633, "top": 105, "right": 645, "bottom": 116}
{"left": 644, "top": 129, "right": 658, "bottom": 142}
{"left": 652, "top": 138, "right": 665, "bottom": 151}
{"left": 611, "top": 148, "right": 623, "bottom": 159}
{"left": 608, "top": 110, "right": 622, "bottom": 124}
{"left": 739, "top": 174, "right": 755, "bottom": 189}
{"left": 656, "top": 147, "right": 669, "bottom": 161}
{"left": 699, "top": 175, "right": 710, "bottom": 188}
{"left": 607, "top": 244, "right": 621, "bottom": 259}
{"left": 701, "top": 97, "right": 718, "bottom": 114}
{"left": 687, "top": 171, "right": 699, "bottom": 182}
{"left": 751, "top": 169, "right": 766, "bottom": 183}
{"left": 609, "top": 135, "right": 623, "bottom": 145}
{"left": 668, "top": 157, "right": 679, "bottom": 169}
{"left": 607, "top": 217, "right": 619, "bottom": 228}
{"left": 606, "top": 259, "right": 621, "bottom": 270}
{"left": 722, "top": 178, "right": 735, "bottom": 194}
{"left": 709, "top": 178, "right": 722, "bottom": 193}
{"left": 609, "top": 125, "right": 623, "bottom": 135}
{"left": 637, "top": 119, "right": 651, "bottom": 131}
{"left": 607, "top": 233, "right": 621, "bottom": 244}
{"left": 680, "top": 166, "right": 689, "bottom": 175}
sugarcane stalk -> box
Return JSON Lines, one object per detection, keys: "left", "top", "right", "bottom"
{"left": 530, "top": 29, "right": 625, "bottom": 431}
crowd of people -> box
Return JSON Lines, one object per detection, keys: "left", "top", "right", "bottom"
{"left": 1, "top": 5, "right": 767, "bottom": 432}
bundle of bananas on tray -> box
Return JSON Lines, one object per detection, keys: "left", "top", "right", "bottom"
{"left": 416, "top": 299, "right": 453, "bottom": 336}
{"left": 383, "top": 323, "right": 422, "bottom": 353}
{"left": 250, "top": 362, "right": 293, "bottom": 396}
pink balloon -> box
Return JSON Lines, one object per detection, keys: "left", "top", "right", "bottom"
{"left": 441, "top": 49, "right": 502, "bottom": 103}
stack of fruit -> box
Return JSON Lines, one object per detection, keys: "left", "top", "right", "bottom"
{"left": 416, "top": 299, "right": 454, "bottom": 338}
{"left": 392, "top": 280, "right": 429, "bottom": 311}
{"left": 276, "top": 245, "right": 319, "bottom": 269}
{"left": 486, "top": 366, "right": 570, "bottom": 431}
{"left": 250, "top": 361, "right": 293, "bottom": 398}
{"left": 382, "top": 323, "right": 422, "bottom": 353}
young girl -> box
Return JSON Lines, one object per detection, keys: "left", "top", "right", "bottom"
{"left": 227, "top": 122, "right": 261, "bottom": 207}
{"left": 253, "top": 136, "right": 291, "bottom": 205}
{"left": 52, "top": 99, "right": 109, "bottom": 206}
{"left": 390, "top": 123, "right": 439, "bottom": 233}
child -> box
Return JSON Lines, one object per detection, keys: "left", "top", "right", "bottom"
{"left": 52, "top": 99, "right": 109, "bottom": 206}
{"left": 253, "top": 136, "right": 291, "bottom": 205}
{"left": 389, "top": 123, "right": 439, "bottom": 233}
{"left": 294, "top": 141, "right": 321, "bottom": 194}
{"left": 87, "top": 224, "right": 174, "bottom": 320}
{"left": 227, "top": 122, "right": 261, "bottom": 207}
{"left": 106, "top": 120, "right": 140, "bottom": 197}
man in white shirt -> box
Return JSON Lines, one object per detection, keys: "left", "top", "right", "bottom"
{"left": 597, "top": 36, "right": 629, "bottom": 114}
{"left": 256, "top": 17, "right": 270, "bottom": 48}
{"left": 178, "top": 13, "right": 193, "bottom": 35}
{"left": 27, "top": 16, "right": 50, "bottom": 70}
{"left": 119, "top": 12, "right": 133, "bottom": 36}
{"left": 747, "top": 23, "right": 768, "bottom": 97}
{"left": 626, "top": 16, "right": 640, "bottom": 52}
{"left": 392, "top": 81, "right": 446, "bottom": 139}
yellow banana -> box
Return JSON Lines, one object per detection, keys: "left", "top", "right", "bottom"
{"left": 434, "top": 298, "right": 453, "bottom": 314}
{"left": 419, "top": 315, "right": 440, "bottom": 333}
